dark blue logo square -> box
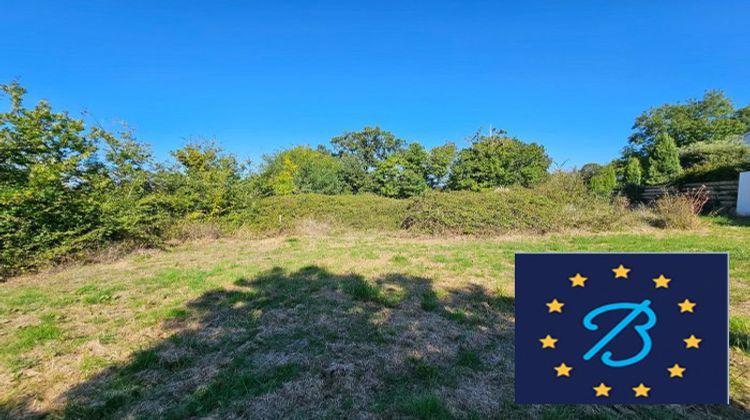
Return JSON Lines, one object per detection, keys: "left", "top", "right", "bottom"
{"left": 515, "top": 253, "right": 728, "bottom": 404}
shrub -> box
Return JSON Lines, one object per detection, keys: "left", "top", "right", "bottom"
{"left": 623, "top": 157, "right": 643, "bottom": 186}
{"left": 588, "top": 165, "right": 617, "bottom": 196}
{"left": 0, "top": 84, "right": 252, "bottom": 278}
{"left": 675, "top": 139, "right": 750, "bottom": 183}
{"left": 403, "top": 172, "right": 633, "bottom": 235}
{"left": 646, "top": 132, "right": 682, "bottom": 185}
{"left": 231, "top": 193, "right": 408, "bottom": 233}
{"left": 652, "top": 188, "right": 708, "bottom": 229}
{"left": 679, "top": 139, "right": 750, "bottom": 169}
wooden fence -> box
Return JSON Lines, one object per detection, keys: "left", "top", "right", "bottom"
{"left": 640, "top": 180, "right": 739, "bottom": 212}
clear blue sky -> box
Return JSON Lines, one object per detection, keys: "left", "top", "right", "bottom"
{"left": 2, "top": 1, "right": 749, "bottom": 168}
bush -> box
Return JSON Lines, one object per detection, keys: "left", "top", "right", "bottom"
{"left": 0, "top": 84, "right": 252, "bottom": 278}
{"left": 623, "top": 157, "right": 643, "bottom": 186}
{"left": 675, "top": 139, "right": 750, "bottom": 183}
{"left": 679, "top": 137, "right": 750, "bottom": 169}
{"left": 645, "top": 132, "right": 682, "bottom": 185}
{"left": 403, "top": 172, "right": 633, "bottom": 235}
{"left": 588, "top": 165, "right": 617, "bottom": 196}
{"left": 231, "top": 193, "right": 408, "bottom": 233}
{"left": 652, "top": 188, "right": 708, "bottom": 229}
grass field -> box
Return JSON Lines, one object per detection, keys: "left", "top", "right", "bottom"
{"left": 1, "top": 219, "right": 749, "bottom": 418}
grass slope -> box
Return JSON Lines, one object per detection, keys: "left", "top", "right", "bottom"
{"left": 1, "top": 220, "right": 749, "bottom": 418}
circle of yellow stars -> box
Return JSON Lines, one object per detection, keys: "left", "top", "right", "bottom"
{"left": 538, "top": 264, "right": 702, "bottom": 398}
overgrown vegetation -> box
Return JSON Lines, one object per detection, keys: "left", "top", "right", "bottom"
{"left": 403, "top": 172, "right": 634, "bottom": 235}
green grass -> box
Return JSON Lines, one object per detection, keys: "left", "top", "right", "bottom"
{"left": 730, "top": 316, "right": 750, "bottom": 352}
{"left": 0, "top": 219, "right": 749, "bottom": 418}
{"left": 398, "top": 392, "right": 452, "bottom": 419}
{"left": 15, "top": 315, "right": 62, "bottom": 350}
{"left": 456, "top": 347, "right": 482, "bottom": 370}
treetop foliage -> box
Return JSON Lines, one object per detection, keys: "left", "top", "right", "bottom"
{"left": 617, "top": 90, "right": 750, "bottom": 185}
{"left": 447, "top": 129, "right": 551, "bottom": 190}
{"left": 628, "top": 90, "right": 748, "bottom": 152}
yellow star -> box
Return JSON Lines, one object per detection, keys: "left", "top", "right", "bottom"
{"left": 554, "top": 363, "right": 572, "bottom": 377}
{"left": 684, "top": 335, "right": 702, "bottom": 349}
{"left": 667, "top": 363, "right": 686, "bottom": 378}
{"left": 612, "top": 264, "right": 630, "bottom": 278}
{"left": 569, "top": 273, "right": 588, "bottom": 287}
{"left": 653, "top": 274, "right": 671, "bottom": 288}
{"left": 593, "top": 382, "right": 612, "bottom": 397}
{"left": 539, "top": 335, "right": 558, "bottom": 349}
{"left": 546, "top": 299, "right": 565, "bottom": 313}
{"left": 678, "top": 299, "right": 696, "bottom": 313}
{"left": 632, "top": 383, "right": 651, "bottom": 397}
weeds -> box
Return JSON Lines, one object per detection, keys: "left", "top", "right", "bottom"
{"left": 652, "top": 185, "right": 711, "bottom": 229}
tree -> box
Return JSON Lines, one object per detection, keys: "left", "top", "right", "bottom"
{"left": 623, "top": 157, "right": 643, "bottom": 186}
{"left": 168, "top": 142, "right": 245, "bottom": 216}
{"left": 330, "top": 126, "right": 404, "bottom": 170}
{"left": 629, "top": 90, "right": 747, "bottom": 153}
{"left": 447, "top": 129, "right": 550, "bottom": 190}
{"left": 330, "top": 127, "right": 404, "bottom": 192}
{"left": 257, "top": 146, "right": 345, "bottom": 195}
{"left": 735, "top": 105, "right": 750, "bottom": 131}
{"left": 337, "top": 154, "right": 373, "bottom": 194}
{"left": 588, "top": 165, "right": 617, "bottom": 196}
{"left": 372, "top": 154, "right": 429, "bottom": 198}
{"left": 579, "top": 163, "right": 603, "bottom": 184}
{"left": 426, "top": 143, "right": 457, "bottom": 188}
{"left": 0, "top": 81, "right": 172, "bottom": 276}
{"left": 1, "top": 82, "right": 101, "bottom": 276}
{"left": 645, "top": 132, "right": 681, "bottom": 185}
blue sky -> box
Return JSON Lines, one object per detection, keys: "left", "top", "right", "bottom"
{"left": 2, "top": 1, "right": 749, "bottom": 168}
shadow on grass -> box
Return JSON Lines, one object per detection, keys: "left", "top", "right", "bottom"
{"left": 711, "top": 215, "right": 750, "bottom": 227}
{"left": 2, "top": 266, "right": 748, "bottom": 418}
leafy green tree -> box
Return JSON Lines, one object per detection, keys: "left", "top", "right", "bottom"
{"left": 0, "top": 82, "right": 101, "bottom": 275}
{"left": 735, "top": 105, "right": 750, "bottom": 131}
{"left": 88, "top": 126, "right": 170, "bottom": 243}
{"left": 629, "top": 90, "right": 747, "bottom": 153}
{"left": 0, "top": 82, "right": 176, "bottom": 277}
{"left": 168, "top": 142, "right": 245, "bottom": 216}
{"left": 330, "top": 127, "right": 404, "bottom": 192}
{"left": 623, "top": 157, "right": 643, "bottom": 186}
{"left": 337, "top": 154, "right": 373, "bottom": 194}
{"left": 588, "top": 165, "right": 617, "bottom": 196}
{"left": 258, "top": 146, "right": 345, "bottom": 195}
{"left": 426, "top": 143, "right": 457, "bottom": 188}
{"left": 674, "top": 138, "right": 750, "bottom": 183}
{"left": 372, "top": 154, "right": 429, "bottom": 198}
{"left": 331, "top": 126, "right": 404, "bottom": 169}
{"left": 579, "top": 163, "right": 603, "bottom": 184}
{"left": 645, "top": 132, "right": 681, "bottom": 185}
{"left": 370, "top": 142, "right": 434, "bottom": 198}
{"left": 447, "top": 129, "right": 550, "bottom": 190}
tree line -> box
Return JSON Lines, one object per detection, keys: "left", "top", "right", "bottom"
{"left": 0, "top": 82, "right": 550, "bottom": 277}
{"left": 582, "top": 91, "right": 750, "bottom": 195}
{"left": 2, "top": 81, "right": 749, "bottom": 277}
